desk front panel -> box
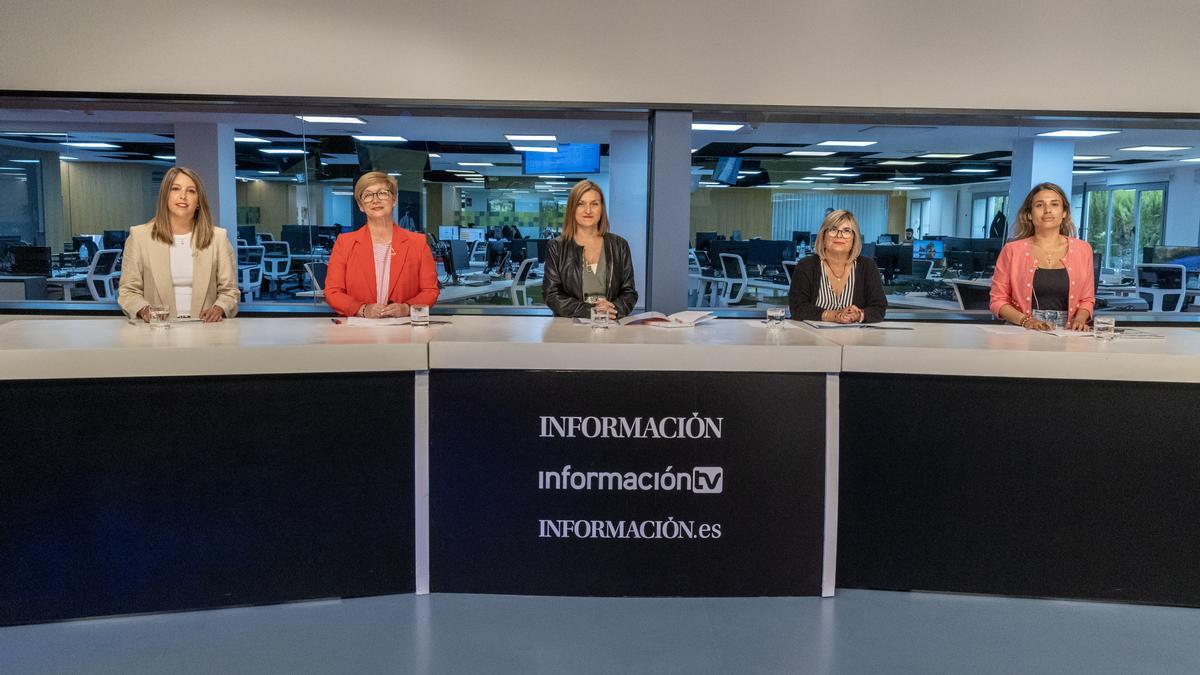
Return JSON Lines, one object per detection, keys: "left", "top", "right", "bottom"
{"left": 838, "top": 372, "right": 1200, "bottom": 606}
{"left": 0, "top": 371, "right": 415, "bottom": 626}
{"left": 429, "top": 369, "right": 826, "bottom": 596}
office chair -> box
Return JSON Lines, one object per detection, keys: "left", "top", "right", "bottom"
{"left": 255, "top": 232, "right": 274, "bottom": 245}
{"left": 1136, "top": 263, "right": 1187, "bottom": 312}
{"left": 717, "top": 253, "right": 749, "bottom": 306}
{"left": 239, "top": 245, "right": 265, "bottom": 302}
{"left": 509, "top": 257, "right": 536, "bottom": 306}
{"left": 261, "top": 241, "right": 293, "bottom": 298}
{"left": 85, "top": 249, "right": 122, "bottom": 302}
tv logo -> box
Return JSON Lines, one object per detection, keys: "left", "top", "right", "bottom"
{"left": 693, "top": 467, "right": 724, "bottom": 494}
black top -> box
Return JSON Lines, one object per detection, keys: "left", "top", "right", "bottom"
{"left": 787, "top": 255, "right": 888, "bottom": 323}
{"left": 1032, "top": 268, "right": 1069, "bottom": 311}
{"left": 543, "top": 233, "right": 638, "bottom": 318}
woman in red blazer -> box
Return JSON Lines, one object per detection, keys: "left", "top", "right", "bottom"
{"left": 325, "top": 171, "right": 440, "bottom": 318}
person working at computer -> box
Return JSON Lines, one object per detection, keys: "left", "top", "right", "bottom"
{"left": 989, "top": 182, "right": 1094, "bottom": 331}
{"left": 543, "top": 180, "right": 637, "bottom": 319}
{"left": 325, "top": 171, "right": 439, "bottom": 317}
{"left": 787, "top": 210, "right": 887, "bottom": 323}
{"left": 117, "top": 167, "right": 239, "bottom": 322}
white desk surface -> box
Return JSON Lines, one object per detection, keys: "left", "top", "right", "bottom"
{"left": 439, "top": 277, "right": 542, "bottom": 304}
{"left": 0, "top": 318, "right": 428, "bottom": 380}
{"left": 804, "top": 322, "right": 1200, "bottom": 384}
{"left": 427, "top": 316, "right": 842, "bottom": 372}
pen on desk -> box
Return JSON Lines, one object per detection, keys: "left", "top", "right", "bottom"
{"left": 331, "top": 318, "right": 342, "bottom": 325}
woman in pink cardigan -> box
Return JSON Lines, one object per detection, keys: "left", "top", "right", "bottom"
{"left": 989, "top": 182, "right": 1095, "bottom": 331}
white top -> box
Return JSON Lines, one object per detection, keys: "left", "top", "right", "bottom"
{"left": 170, "top": 233, "right": 194, "bottom": 316}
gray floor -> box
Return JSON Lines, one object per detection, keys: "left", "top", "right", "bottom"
{"left": 2, "top": 589, "right": 1199, "bottom": 674}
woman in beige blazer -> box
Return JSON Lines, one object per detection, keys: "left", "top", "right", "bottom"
{"left": 118, "top": 167, "right": 239, "bottom": 322}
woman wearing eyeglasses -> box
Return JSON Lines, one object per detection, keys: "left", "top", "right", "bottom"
{"left": 787, "top": 209, "right": 888, "bottom": 323}
{"left": 325, "top": 171, "right": 439, "bottom": 317}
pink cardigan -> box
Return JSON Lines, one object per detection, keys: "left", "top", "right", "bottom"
{"left": 989, "top": 237, "right": 1096, "bottom": 320}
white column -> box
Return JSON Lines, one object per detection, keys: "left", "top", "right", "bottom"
{"left": 646, "top": 111, "right": 692, "bottom": 314}
{"left": 174, "top": 123, "right": 237, "bottom": 240}
{"left": 1007, "top": 138, "right": 1074, "bottom": 235}
{"left": 1165, "top": 168, "right": 1200, "bottom": 246}
{"left": 608, "top": 130, "right": 649, "bottom": 308}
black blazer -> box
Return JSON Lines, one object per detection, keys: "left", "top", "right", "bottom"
{"left": 544, "top": 233, "right": 638, "bottom": 318}
{"left": 787, "top": 255, "right": 888, "bottom": 323}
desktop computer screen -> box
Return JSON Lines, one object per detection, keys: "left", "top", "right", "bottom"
{"left": 694, "top": 231, "right": 719, "bottom": 251}
{"left": 72, "top": 235, "right": 101, "bottom": 263}
{"left": 445, "top": 239, "right": 471, "bottom": 278}
{"left": 912, "top": 240, "right": 944, "bottom": 261}
{"left": 102, "top": 230, "right": 129, "bottom": 250}
{"left": 11, "top": 246, "right": 51, "bottom": 275}
{"left": 439, "top": 225, "right": 460, "bottom": 241}
{"left": 460, "top": 227, "right": 485, "bottom": 243}
{"left": 280, "top": 224, "right": 315, "bottom": 254}
{"left": 747, "top": 239, "right": 792, "bottom": 270}
{"left": 236, "top": 225, "right": 256, "bottom": 243}
{"left": 877, "top": 233, "right": 899, "bottom": 244}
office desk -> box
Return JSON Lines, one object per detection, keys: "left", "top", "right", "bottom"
{"left": 804, "top": 322, "right": 1200, "bottom": 607}
{"left": 425, "top": 316, "right": 840, "bottom": 597}
{"left": 45, "top": 273, "right": 88, "bottom": 300}
{"left": 0, "top": 274, "right": 48, "bottom": 300}
{"left": 0, "top": 318, "right": 425, "bottom": 626}
{"left": 438, "top": 276, "right": 542, "bottom": 304}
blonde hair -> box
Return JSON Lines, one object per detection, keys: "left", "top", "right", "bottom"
{"left": 812, "top": 209, "right": 863, "bottom": 260}
{"left": 150, "top": 166, "right": 214, "bottom": 249}
{"left": 1014, "top": 182, "right": 1076, "bottom": 239}
{"left": 561, "top": 180, "right": 610, "bottom": 240}
{"left": 354, "top": 171, "right": 399, "bottom": 203}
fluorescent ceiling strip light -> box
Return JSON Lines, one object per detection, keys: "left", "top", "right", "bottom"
{"left": 813, "top": 166, "right": 852, "bottom": 171}
{"left": 513, "top": 146, "right": 557, "bottom": 153}
{"left": 1073, "top": 155, "right": 1109, "bottom": 161}
{"left": 737, "top": 170, "right": 760, "bottom": 175}
{"left": 428, "top": 153, "right": 440, "bottom": 158}
{"left": 1037, "top": 130, "right": 1118, "bottom": 138}
{"left": 824, "top": 173, "right": 860, "bottom": 177}
{"left": 785, "top": 150, "right": 836, "bottom": 156}
{"left": 784, "top": 180, "right": 813, "bottom": 184}
{"left": 61, "top": 142, "right": 119, "bottom": 148}
{"left": 891, "top": 177, "right": 923, "bottom": 181}
{"left": 257, "top": 170, "right": 280, "bottom": 175}
{"left": 447, "top": 169, "right": 476, "bottom": 174}
{"left": 538, "top": 175, "right": 566, "bottom": 179}
{"left": 877, "top": 160, "right": 925, "bottom": 166}
{"left": 260, "top": 148, "right": 306, "bottom": 155}
{"left": 352, "top": 135, "right": 407, "bottom": 142}
{"left": 296, "top": 116, "right": 365, "bottom": 124}
{"left": 691, "top": 149, "right": 698, "bottom": 153}
{"left": 812, "top": 187, "right": 836, "bottom": 190}
{"left": 387, "top": 172, "right": 401, "bottom": 176}
{"left": 917, "top": 153, "right": 969, "bottom": 159}
{"left": 505, "top": 134, "right": 556, "bottom": 141}
{"left": 458, "top": 162, "right": 494, "bottom": 166}
{"left": 1073, "top": 170, "right": 1103, "bottom": 174}
{"left": 9, "top": 159, "right": 40, "bottom": 163}
{"left": 817, "top": 140, "right": 877, "bottom": 147}
{"left": 803, "top": 176, "right": 836, "bottom": 181}
{"left": 691, "top": 123, "right": 744, "bottom": 132}
{"left": 235, "top": 136, "right": 269, "bottom": 143}
{"left": 952, "top": 168, "right": 996, "bottom": 173}
{"left": 1181, "top": 158, "right": 1200, "bottom": 163}
{"left": 153, "top": 155, "right": 175, "bottom": 161}
{"left": 1119, "top": 145, "right": 1191, "bottom": 152}
{"left": 863, "top": 180, "right": 893, "bottom": 184}
{"left": 59, "top": 156, "right": 78, "bottom": 160}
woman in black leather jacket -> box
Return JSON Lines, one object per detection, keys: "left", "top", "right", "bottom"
{"left": 544, "top": 180, "right": 638, "bottom": 319}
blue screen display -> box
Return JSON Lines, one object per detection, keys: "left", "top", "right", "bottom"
{"left": 523, "top": 144, "right": 601, "bottom": 174}
{"left": 913, "top": 240, "right": 944, "bottom": 260}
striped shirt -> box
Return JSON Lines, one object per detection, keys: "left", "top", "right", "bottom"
{"left": 816, "top": 258, "right": 856, "bottom": 311}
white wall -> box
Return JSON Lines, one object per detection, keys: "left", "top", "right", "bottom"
{"left": 2, "top": 0, "right": 1199, "bottom": 113}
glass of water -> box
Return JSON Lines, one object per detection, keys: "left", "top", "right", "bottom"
{"left": 148, "top": 305, "right": 169, "bottom": 329}
{"left": 766, "top": 307, "right": 786, "bottom": 328}
{"left": 1092, "top": 316, "right": 1116, "bottom": 340}
{"left": 410, "top": 304, "right": 430, "bottom": 326}
{"left": 590, "top": 304, "right": 610, "bottom": 329}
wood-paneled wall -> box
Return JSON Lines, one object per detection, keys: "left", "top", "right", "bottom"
{"left": 689, "top": 188, "right": 772, "bottom": 243}
{"left": 60, "top": 162, "right": 158, "bottom": 237}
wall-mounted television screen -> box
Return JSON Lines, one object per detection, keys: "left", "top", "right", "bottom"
{"left": 522, "top": 144, "right": 601, "bottom": 174}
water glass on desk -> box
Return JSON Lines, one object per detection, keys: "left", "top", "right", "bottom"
{"left": 410, "top": 304, "right": 430, "bottom": 326}
{"left": 1031, "top": 309, "right": 1068, "bottom": 329}
{"left": 148, "top": 305, "right": 170, "bottom": 329}
{"left": 1093, "top": 316, "right": 1116, "bottom": 340}
{"left": 766, "top": 307, "right": 786, "bottom": 329}
{"left": 585, "top": 294, "right": 610, "bottom": 329}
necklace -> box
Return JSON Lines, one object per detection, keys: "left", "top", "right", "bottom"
{"left": 825, "top": 258, "right": 849, "bottom": 281}
{"left": 1031, "top": 237, "right": 1065, "bottom": 266}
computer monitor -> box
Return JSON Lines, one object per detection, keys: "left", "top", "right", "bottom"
{"left": 860, "top": 243, "right": 876, "bottom": 261}
{"left": 731, "top": 229, "right": 743, "bottom": 241}
{"left": 439, "top": 225, "right": 461, "bottom": 241}
{"left": 460, "top": 227, "right": 486, "bottom": 243}
{"left": 11, "top": 246, "right": 51, "bottom": 275}
{"left": 523, "top": 238, "right": 548, "bottom": 263}
{"left": 712, "top": 157, "right": 743, "bottom": 185}
{"left": 103, "top": 230, "right": 128, "bottom": 250}
{"left": 945, "top": 250, "right": 974, "bottom": 275}
{"left": 747, "top": 239, "right": 792, "bottom": 270}
{"left": 912, "top": 239, "right": 944, "bottom": 261}
{"left": 485, "top": 240, "right": 509, "bottom": 273}
{"left": 694, "top": 231, "right": 719, "bottom": 251}
{"left": 237, "top": 225, "right": 257, "bottom": 243}
{"left": 707, "top": 240, "right": 751, "bottom": 264}
{"left": 280, "top": 224, "right": 315, "bottom": 254}
{"left": 877, "top": 233, "right": 899, "bottom": 244}
{"left": 317, "top": 226, "right": 340, "bottom": 245}
{"left": 791, "top": 231, "right": 812, "bottom": 246}
{"left": 72, "top": 235, "right": 101, "bottom": 263}
{"left": 442, "top": 239, "right": 471, "bottom": 281}
{"left": 874, "top": 244, "right": 912, "bottom": 282}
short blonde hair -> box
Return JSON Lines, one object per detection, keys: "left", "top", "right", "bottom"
{"left": 354, "top": 171, "right": 398, "bottom": 203}
{"left": 812, "top": 209, "right": 863, "bottom": 260}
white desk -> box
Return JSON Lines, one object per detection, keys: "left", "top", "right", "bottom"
{"left": 46, "top": 274, "right": 88, "bottom": 300}
{"left": 438, "top": 277, "right": 542, "bottom": 304}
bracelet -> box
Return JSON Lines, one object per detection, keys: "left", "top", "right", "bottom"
{"left": 1018, "top": 315, "right": 1030, "bottom": 328}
